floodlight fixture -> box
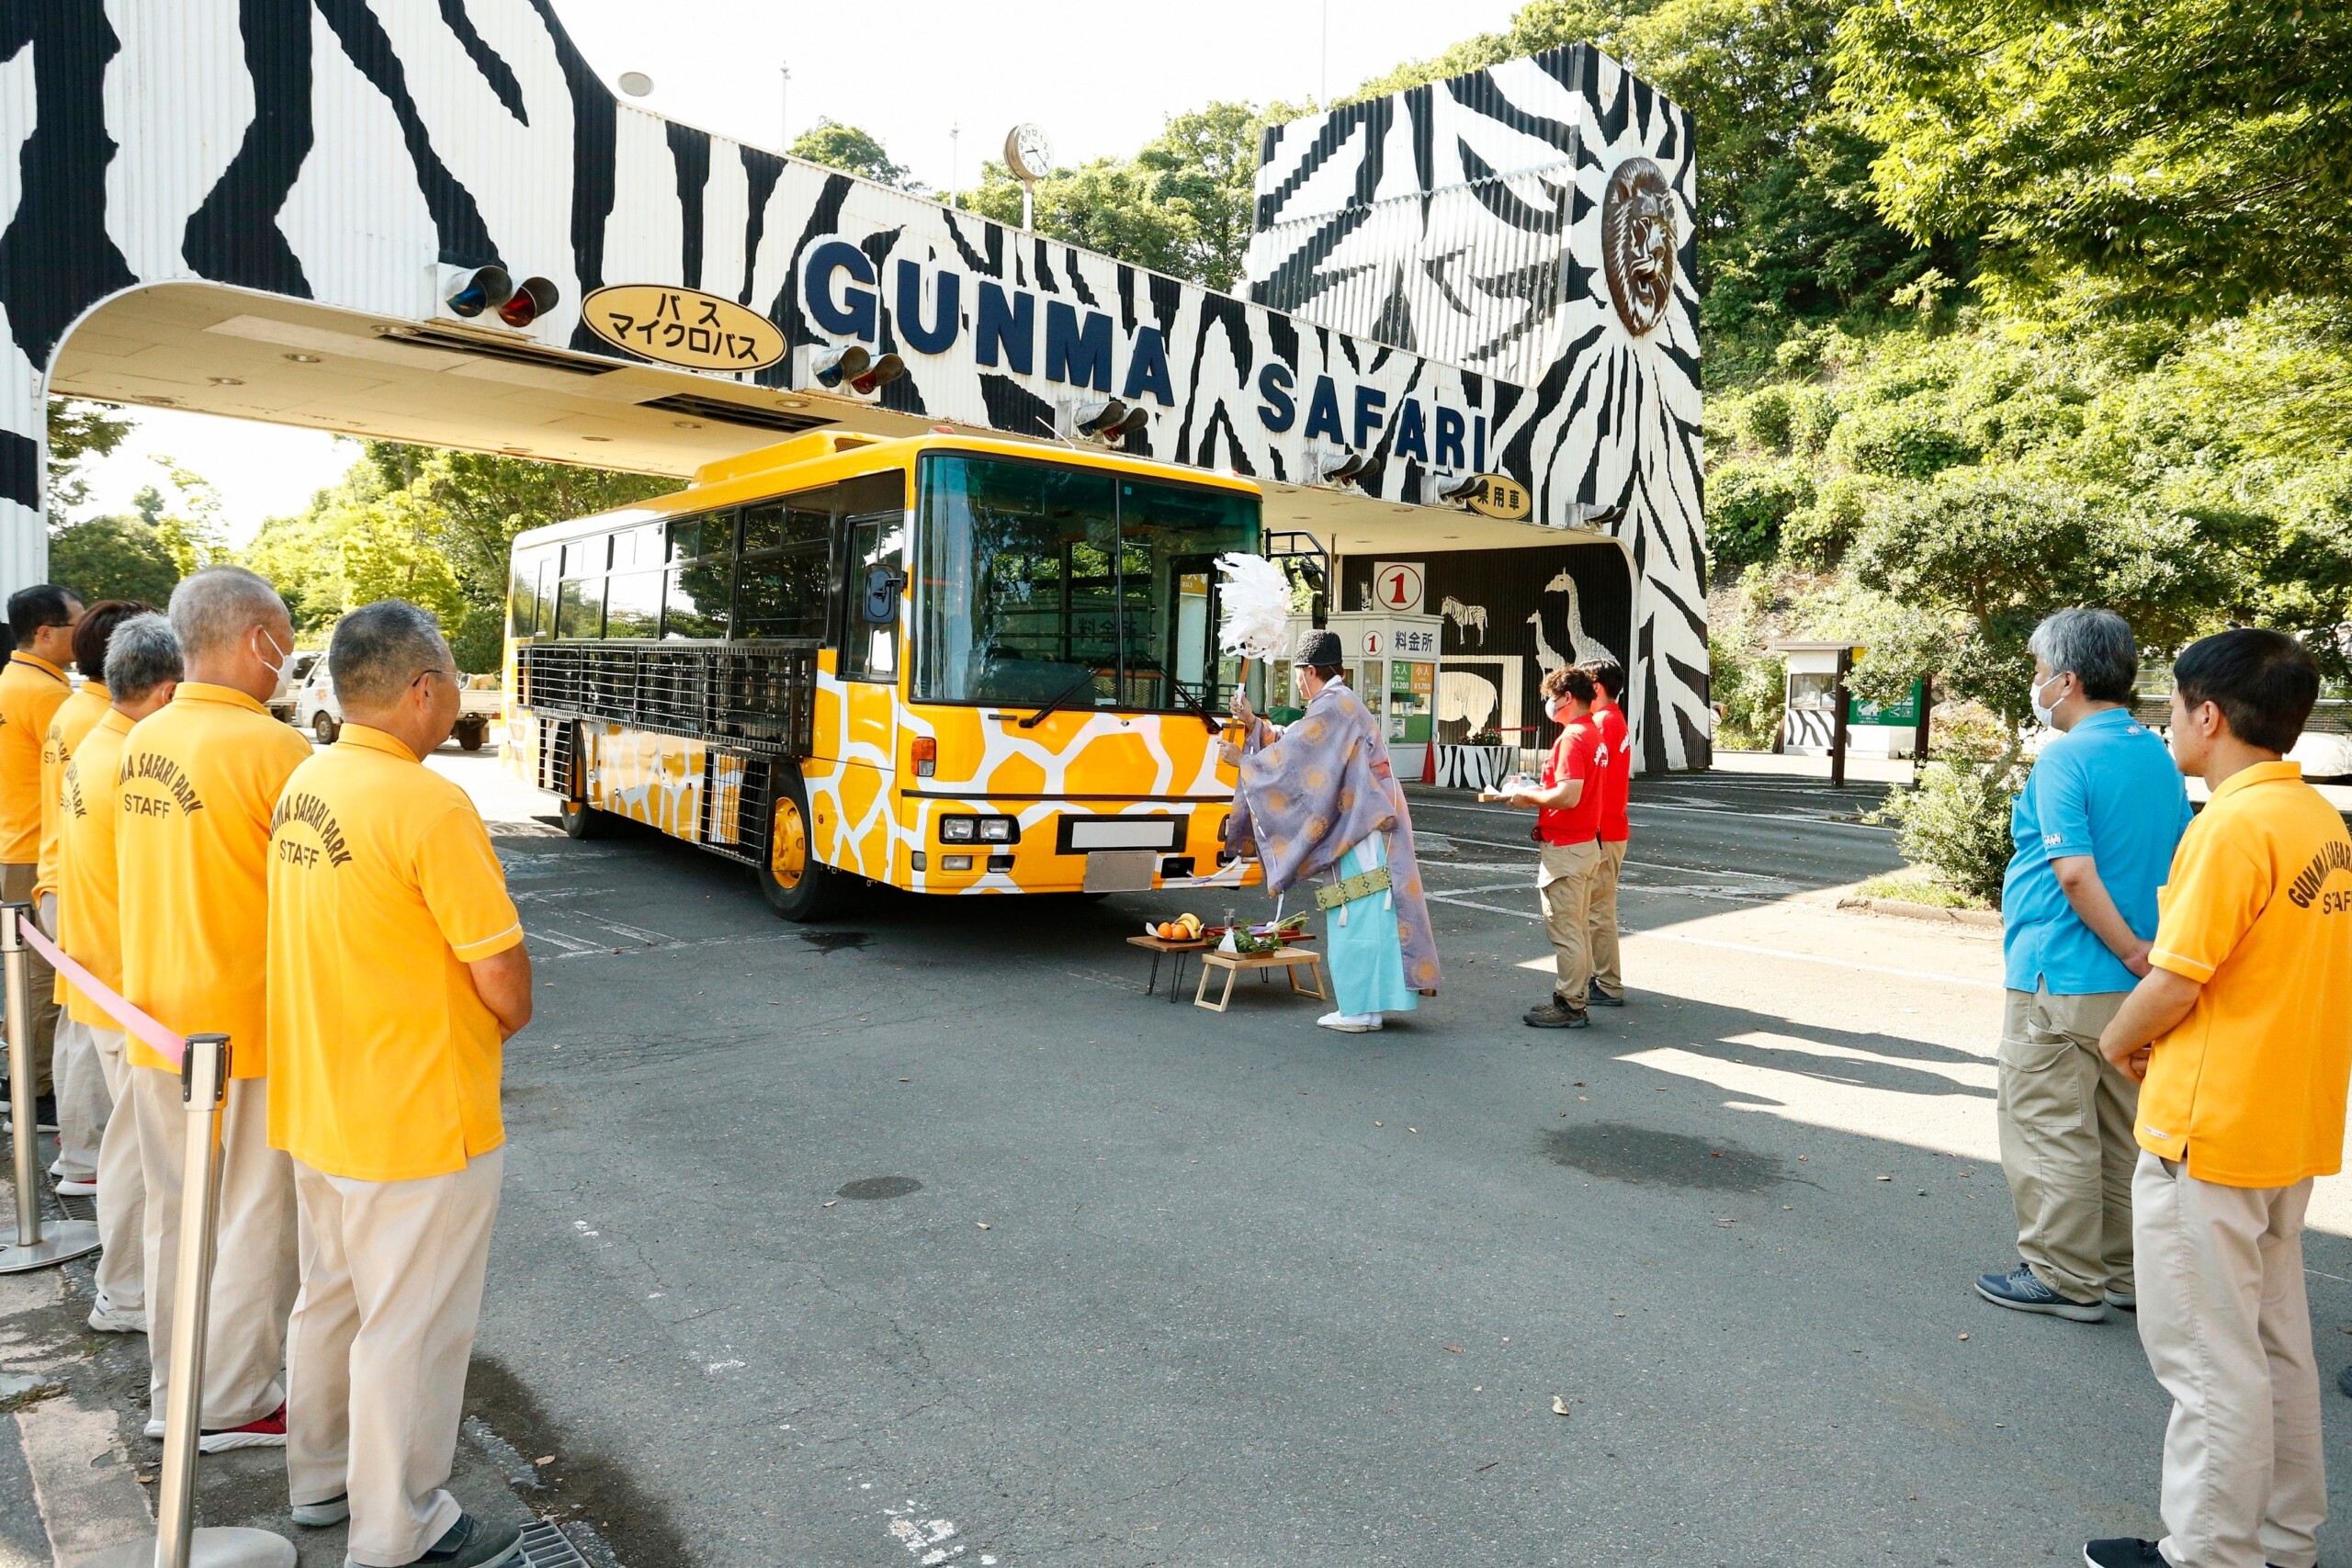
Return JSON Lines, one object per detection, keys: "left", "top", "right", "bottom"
{"left": 497, "top": 276, "right": 560, "bottom": 329}
{"left": 445, "top": 265, "right": 514, "bottom": 319}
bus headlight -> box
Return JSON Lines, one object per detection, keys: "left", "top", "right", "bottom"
{"left": 941, "top": 818, "right": 976, "bottom": 841}
{"left": 940, "top": 815, "right": 1017, "bottom": 844}
{"left": 978, "top": 818, "right": 1012, "bottom": 842}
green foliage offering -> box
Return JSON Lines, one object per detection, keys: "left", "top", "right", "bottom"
{"left": 1834, "top": 0, "right": 2352, "bottom": 320}
{"left": 46, "top": 514, "right": 178, "bottom": 605}
{"left": 789, "top": 120, "right": 918, "bottom": 189}
{"left": 1874, "top": 755, "right": 2027, "bottom": 908}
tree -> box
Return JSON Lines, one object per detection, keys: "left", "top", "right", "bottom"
{"left": 45, "top": 399, "right": 130, "bottom": 514}
{"left": 1134, "top": 102, "right": 1291, "bottom": 293}
{"left": 1834, "top": 0, "right": 2352, "bottom": 320}
{"left": 790, "top": 120, "right": 919, "bottom": 189}
{"left": 47, "top": 514, "right": 178, "bottom": 605}
{"left": 137, "top": 461, "right": 231, "bottom": 577}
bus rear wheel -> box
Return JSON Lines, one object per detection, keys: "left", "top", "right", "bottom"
{"left": 759, "top": 769, "right": 846, "bottom": 920}
{"left": 558, "top": 795, "right": 606, "bottom": 840}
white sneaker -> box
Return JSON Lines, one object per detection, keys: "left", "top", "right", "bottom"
{"left": 87, "top": 1297, "right": 146, "bottom": 1334}
{"left": 1316, "top": 1010, "right": 1383, "bottom": 1032}
{"left": 54, "top": 1173, "right": 96, "bottom": 1196}
{"left": 142, "top": 1418, "right": 163, "bottom": 1439}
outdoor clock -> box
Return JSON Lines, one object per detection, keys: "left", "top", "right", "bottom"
{"left": 1004, "top": 123, "right": 1053, "bottom": 184}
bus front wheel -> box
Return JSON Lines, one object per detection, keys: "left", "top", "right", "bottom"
{"left": 759, "top": 770, "right": 846, "bottom": 920}
{"left": 558, "top": 795, "right": 606, "bottom": 840}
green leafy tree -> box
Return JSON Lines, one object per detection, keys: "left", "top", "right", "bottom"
{"left": 1834, "top": 0, "right": 2352, "bottom": 319}
{"left": 47, "top": 514, "right": 179, "bottom": 605}
{"left": 790, "top": 119, "right": 919, "bottom": 189}
{"left": 45, "top": 399, "right": 131, "bottom": 514}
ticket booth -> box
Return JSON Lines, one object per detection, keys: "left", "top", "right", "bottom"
{"left": 1772, "top": 641, "right": 1924, "bottom": 758}
{"left": 1272, "top": 611, "right": 1443, "bottom": 778}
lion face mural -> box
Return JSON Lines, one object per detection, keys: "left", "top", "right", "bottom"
{"left": 1601, "top": 158, "right": 1678, "bottom": 338}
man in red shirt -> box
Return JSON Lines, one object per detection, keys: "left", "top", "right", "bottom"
{"left": 1582, "top": 660, "right": 1633, "bottom": 1006}
{"left": 1503, "top": 666, "right": 1611, "bottom": 1028}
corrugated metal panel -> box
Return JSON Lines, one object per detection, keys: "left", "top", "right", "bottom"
{"left": 1245, "top": 166, "right": 1576, "bottom": 388}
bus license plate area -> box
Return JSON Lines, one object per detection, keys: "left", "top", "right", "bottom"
{"left": 1057, "top": 816, "right": 1187, "bottom": 855}
{"left": 1080, "top": 850, "right": 1159, "bottom": 894}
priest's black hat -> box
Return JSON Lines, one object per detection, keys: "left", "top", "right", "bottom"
{"left": 1296, "top": 628, "right": 1343, "bottom": 668}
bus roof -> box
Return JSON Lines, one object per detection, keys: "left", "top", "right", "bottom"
{"left": 509, "top": 431, "right": 1263, "bottom": 552}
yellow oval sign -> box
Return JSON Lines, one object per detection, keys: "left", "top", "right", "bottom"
{"left": 582, "top": 285, "right": 786, "bottom": 373}
{"left": 1459, "top": 473, "right": 1532, "bottom": 522}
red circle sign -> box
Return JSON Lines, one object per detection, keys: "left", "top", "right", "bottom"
{"left": 1374, "top": 562, "right": 1425, "bottom": 612}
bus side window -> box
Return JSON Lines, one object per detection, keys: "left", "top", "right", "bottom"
{"left": 664, "top": 512, "right": 733, "bottom": 640}
{"left": 556, "top": 575, "right": 605, "bottom": 639}
{"left": 535, "top": 558, "right": 554, "bottom": 634}
{"left": 736, "top": 491, "right": 833, "bottom": 641}
{"left": 509, "top": 556, "right": 536, "bottom": 637}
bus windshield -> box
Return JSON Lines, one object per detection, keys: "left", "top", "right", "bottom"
{"left": 913, "top": 453, "right": 1259, "bottom": 714}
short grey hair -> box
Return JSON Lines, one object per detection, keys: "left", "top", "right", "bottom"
{"left": 167, "top": 566, "right": 288, "bottom": 660}
{"left": 103, "top": 613, "right": 181, "bottom": 702}
{"left": 328, "top": 599, "right": 450, "bottom": 711}
{"left": 2029, "top": 607, "right": 2139, "bottom": 703}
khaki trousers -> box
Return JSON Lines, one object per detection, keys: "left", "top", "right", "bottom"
{"left": 0, "top": 863, "right": 56, "bottom": 1096}
{"left": 130, "top": 1066, "right": 295, "bottom": 1428}
{"left": 1588, "top": 839, "right": 1627, "bottom": 995}
{"left": 88, "top": 1026, "right": 143, "bottom": 1314}
{"left": 1996, "top": 987, "right": 2139, "bottom": 1303}
{"left": 288, "top": 1150, "right": 503, "bottom": 1567}
{"left": 1538, "top": 839, "right": 1602, "bottom": 1008}
{"left": 2133, "top": 1154, "right": 2324, "bottom": 1568}
{"left": 40, "top": 895, "right": 105, "bottom": 1181}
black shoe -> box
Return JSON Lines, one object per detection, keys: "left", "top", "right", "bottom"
{"left": 1589, "top": 987, "right": 1625, "bottom": 1007}
{"left": 412, "top": 1515, "right": 522, "bottom": 1568}
{"left": 2336, "top": 1363, "right": 2352, "bottom": 1400}
{"left": 34, "top": 1092, "right": 56, "bottom": 1130}
{"left": 2082, "top": 1540, "right": 2165, "bottom": 1568}
{"left": 1523, "top": 998, "right": 1590, "bottom": 1029}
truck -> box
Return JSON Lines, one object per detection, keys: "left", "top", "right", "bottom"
{"left": 293, "top": 661, "right": 502, "bottom": 751}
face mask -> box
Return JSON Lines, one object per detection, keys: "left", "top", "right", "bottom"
{"left": 2030, "top": 672, "right": 2067, "bottom": 728}
{"left": 254, "top": 627, "right": 294, "bottom": 701}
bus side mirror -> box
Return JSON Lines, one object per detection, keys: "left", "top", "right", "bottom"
{"left": 863, "top": 567, "right": 906, "bottom": 624}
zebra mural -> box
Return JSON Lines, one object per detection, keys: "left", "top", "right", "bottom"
{"left": 0, "top": 4, "right": 1706, "bottom": 769}
{"left": 1247, "top": 44, "right": 1709, "bottom": 768}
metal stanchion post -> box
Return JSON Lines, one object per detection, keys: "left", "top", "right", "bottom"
{"left": 0, "top": 901, "right": 97, "bottom": 1270}
{"left": 86, "top": 1036, "right": 291, "bottom": 1568}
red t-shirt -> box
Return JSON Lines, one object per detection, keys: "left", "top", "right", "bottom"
{"left": 1538, "top": 716, "right": 1608, "bottom": 846}
{"left": 1591, "top": 699, "right": 1630, "bottom": 842}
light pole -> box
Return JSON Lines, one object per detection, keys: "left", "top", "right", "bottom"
{"left": 779, "top": 63, "right": 791, "bottom": 153}
{"left": 949, "top": 124, "right": 960, "bottom": 209}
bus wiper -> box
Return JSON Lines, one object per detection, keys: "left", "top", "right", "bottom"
{"left": 1018, "top": 669, "right": 1100, "bottom": 728}
{"left": 1165, "top": 676, "right": 1223, "bottom": 734}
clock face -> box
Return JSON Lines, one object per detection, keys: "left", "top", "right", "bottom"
{"left": 1005, "top": 123, "right": 1052, "bottom": 182}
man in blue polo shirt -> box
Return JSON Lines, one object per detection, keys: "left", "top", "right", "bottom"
{"left": 1977, "top": 609, "right": 2191, "bottom": 1323}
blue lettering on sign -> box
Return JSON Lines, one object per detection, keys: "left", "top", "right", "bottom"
{"left": 1435, "top": 407, "right": 1467, "bottom": 469}
{"left": 1121, "top": 326, "right": 1174, "bottom": 406}
{"left": 1303, "top": 376, "right": 1346, "bottom": 443}
{"left": 805, "top": 240, "right": 876, "bottom": 341}
{"left": 973, "top": 281, "right": 1033, "bottom": 375}
{"left": 896, "top": 260, "right": 959, "bottom": 355}
{"left": 1045, "top": 300, "right": 1112, "bottom": 391}
{"left": 1393, "top": 400, "right": 1429, "bottom": 463}
{"left": 1257, "top": 363, "right": 1295, "bottom": 432}
{"left": 1353, "top": 386, "right": 1387, "bottom": 449}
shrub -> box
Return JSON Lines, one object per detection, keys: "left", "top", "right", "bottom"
{"left": 1828, "top": 402, "right": 1978, "bottom": 479}
{"left": 1707, "top": 460, "right": 1816, "bottom": 578}
{"left": 1736, "top": 387, "right": 1794, "bottom": 454}
{"left": 1789, "top": 386, "right": 1842, "bottom": 454}
{"left": 1873, "top": 753, "right": 2027, "bottom": 908}
{"left": 451, "top": 603, "right": 505, "bottom": 675}
{"left": 1781, "top": 474, "right": 1871, "bottom": 569}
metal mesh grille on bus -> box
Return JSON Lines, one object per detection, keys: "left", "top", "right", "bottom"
{"left": 515, "top": 642, "right": 817, "bottom": 755}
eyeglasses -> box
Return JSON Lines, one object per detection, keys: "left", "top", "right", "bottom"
{"left": 410, "top": 667, "right": 458, "bottom": 688}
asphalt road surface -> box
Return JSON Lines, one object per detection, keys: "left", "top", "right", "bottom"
{"left": 40, "top": 756, "right": 2352, "bottom": 1567}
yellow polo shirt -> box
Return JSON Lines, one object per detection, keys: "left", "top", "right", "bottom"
{"left": 0, "top": 653, "right": 70, "bottom": 864}
{"left": 118, "top": 683, "right": 311, "bottom": 1077}
{"left": 55, "top": 709, "right": 132, "bottom": 1027}
{"left": 2142, "top": 760, "right": 2352, "bottom": 1187}
{"left": 38, "top": 681, "right": 108, "bottom": 903}
{"left": 266, "top": 724, "right": 524, "bottom": 1181}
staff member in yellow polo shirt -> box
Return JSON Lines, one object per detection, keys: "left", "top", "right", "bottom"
{"left": 37, "top": 598, "right": 146, "bottom": 1200}
{"left": 59, "top": 614, "right": 180, "bottom": 1336}
{"left": 0, "top": 584, "right": 82, "bottom": 1112}
{"left": 268, "top": 600, "right": 531, "bottom": 1568}
{"left": 119, "top": 567, "right": 310, "bottom": 1452}
{"left": 2084, "top": 628, "right": 2352, "bottom": 1568}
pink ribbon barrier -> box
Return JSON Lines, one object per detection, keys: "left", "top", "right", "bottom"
{"left": 12, "top": 911, "right": 185, "bottom": 1066}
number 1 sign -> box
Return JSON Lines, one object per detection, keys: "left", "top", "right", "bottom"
{"left": 1370, "top": 561, "right": 1426, "bottom": 613}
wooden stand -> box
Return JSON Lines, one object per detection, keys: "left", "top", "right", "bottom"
{"left": 1126, "top": 934, "right": 1210, "bottom": 1002}
{"left": 1193, "top": 946, "right": 1329, "bottom": 1011}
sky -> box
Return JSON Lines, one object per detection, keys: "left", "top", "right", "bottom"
{"left": 71, "top": 0, "right": 1524, "bottom": 547}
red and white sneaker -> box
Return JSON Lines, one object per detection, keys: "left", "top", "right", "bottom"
{"left": 198, "top": 1402, "right": 288, "bottom": 1452}
{"left": 54, "top": 1172, "right": 96, "bottom": 1196}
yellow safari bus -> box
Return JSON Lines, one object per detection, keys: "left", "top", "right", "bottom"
{"left": 503, "top": 431, "right": 1265, "bottom": 918}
